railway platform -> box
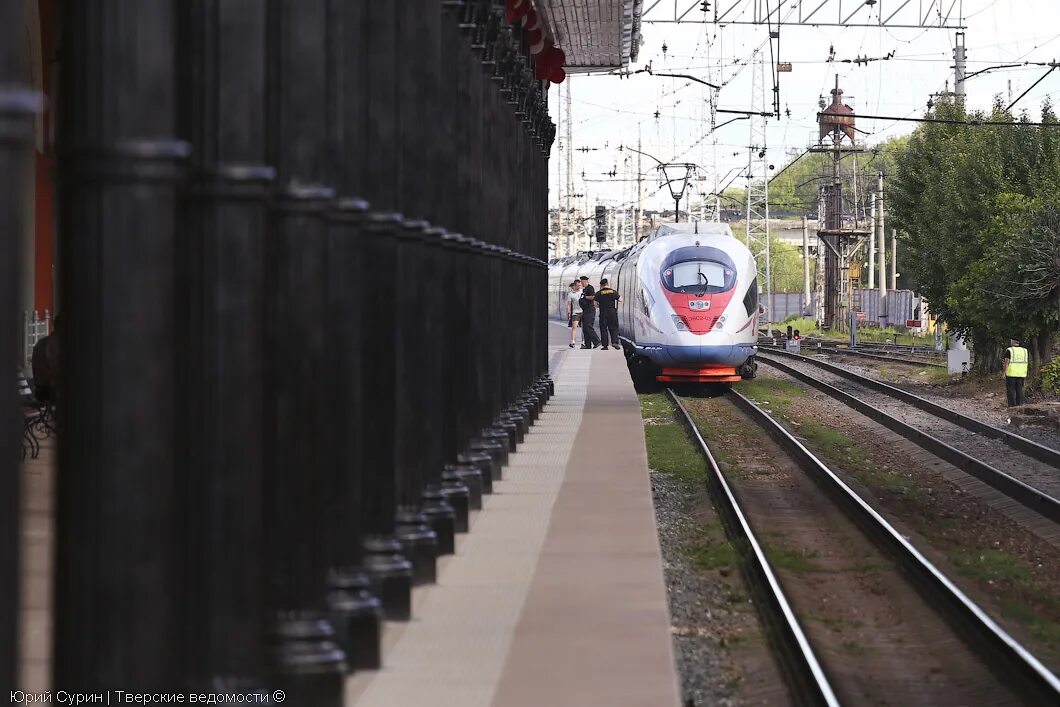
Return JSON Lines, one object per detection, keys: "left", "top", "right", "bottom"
{"left": 345, "top": 322, "right": 680, "bottom": 706}
{"left": 15, "top": 322, "right": 680, "bottom": 704}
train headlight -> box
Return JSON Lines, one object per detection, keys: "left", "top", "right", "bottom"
{"left": 714, "top": 315, "right": 727, "bottom": 330}
{"left": 671, "top": 314, "right": 689, "bottom": 332}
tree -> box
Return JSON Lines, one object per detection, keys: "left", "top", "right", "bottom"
{"left": 987, "top": 200, "right": 1060, "bottom": 368}
{"left": 890, "top": 97, "right": 1060, "bottom": 374}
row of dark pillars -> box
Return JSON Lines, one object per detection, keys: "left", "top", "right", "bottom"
{"left": 1, "top": 1, "right": 555, "bottom": 702}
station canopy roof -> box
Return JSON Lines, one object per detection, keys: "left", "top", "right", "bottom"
{"left": 536, "top": 1, "right": 643, "bottom": 72}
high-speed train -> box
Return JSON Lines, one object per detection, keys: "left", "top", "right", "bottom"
{"left": 548, "top": 222, "right": 760, "bottom": 385}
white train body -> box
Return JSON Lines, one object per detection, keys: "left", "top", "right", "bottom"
{"left": 548, "top": 223, "right": 759, "bottom": 383}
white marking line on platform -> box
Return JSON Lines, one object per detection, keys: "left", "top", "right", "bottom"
{"left": 347, "top": 355, "right": 591, "bottom": 707}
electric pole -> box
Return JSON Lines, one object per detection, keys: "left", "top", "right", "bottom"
{"left": 565, "top": 79, "right": 574, "bottom": 254}
{"left": 555, "top": 85, "right": 563, "bottom": 255}
{"left": 802, "top": 216, "right": 811, "bottom": 316}
{"left": 953, "top": 31, "right": 967, "bottom": 104}
{"left": 890, "top": 227, "right": 898, "bottom": 291}
{"left": 876, "top": 171, "right": 887, "bottom": 326}
{"left": 636, "top": 125, "right": 643, "bottom": 239}
{"left": 868, "top": 192, "right": 875, "bottom": 289}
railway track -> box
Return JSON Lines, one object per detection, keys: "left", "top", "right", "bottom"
{"left": 756, "top": 350, "right": 1060, "bottom": 524}
{"left": 668, "top": 391, "right": 840, "bottom": 707}
{"left": 759, "top": 340, "right": 946, "bottom": 369}
{"left": 800, "top": 335, "right": 943, "bottom": 357}
{"left": 668, "top": 388, "right": 1060, "bottom": 705}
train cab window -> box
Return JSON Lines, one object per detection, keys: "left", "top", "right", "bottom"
{"left": 662, "top": 260, "right": 735, "bottom": 295}
{"left": 743, "top": 277, "right": 758, "bottom": 316}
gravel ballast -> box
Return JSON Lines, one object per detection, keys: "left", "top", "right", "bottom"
{"left": 650, "top": 468, "right": 787, "bottom": 706}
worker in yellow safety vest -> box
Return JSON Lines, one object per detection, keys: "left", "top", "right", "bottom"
{"left": 1003, "top": 338, "right": 1029, "bottom": 407}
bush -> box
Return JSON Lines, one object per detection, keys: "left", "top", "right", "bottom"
{"left": 1040, "top": 357, "right": 1060, "bottom": 395}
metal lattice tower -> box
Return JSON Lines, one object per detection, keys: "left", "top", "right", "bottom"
{"left": 744, "top": 52, "right": 772, "bottom": 333}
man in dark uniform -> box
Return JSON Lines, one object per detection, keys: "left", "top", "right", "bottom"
{"left": 579, "top": 276, "right": 601, "bottom": 349}
{"left": 595, "top": 278, "right": 621, "bottom": 350}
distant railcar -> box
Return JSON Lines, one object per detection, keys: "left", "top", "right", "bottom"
{"left": 548, "top": 222, "right": 760, "bottom": 385}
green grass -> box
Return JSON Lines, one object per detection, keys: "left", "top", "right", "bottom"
{"left": 640, "top": 393, "right": 707, "bottom": 484}
{"left": 1001, "top": 600, "right": 1060, "bottom": 651}
{"left": 805, "top": 611, "right": 865, "bottom": 631}
{"left": 686, "top": 523, "right": 737, "bottom": 572}
{"left": 640, "top": 392, "right": 675, "bottom": 420}
{"left": 737, "top": 378, "right": 806, "bottom": 415}
{"left": 684, "top": 408, "right": 743, "bottom": 468}
{"left": 644, "top": 423, "right": 707, "bottom": 483}
{"left": 795, "top": 420, "right": 924, "bottom": 500}
{"left": 948, "top": 548, "right": 1060, "bottom": 652}
{"left": 949, "top": 548, "right": 1032, "bottom": 584}
{"left": 762, "top": 538, "right": 824, "bottom": 573}
{"left": 945, "top": 548, "right": 1060, "bottom": 654}
{"left": 924, "top": 367, "right": 953, "bottom": 385}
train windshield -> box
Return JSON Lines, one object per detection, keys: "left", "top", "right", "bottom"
{"left": 662, "top": 260, "right": 734, "bottom": 295}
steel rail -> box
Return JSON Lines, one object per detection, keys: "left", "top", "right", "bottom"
{"left": 819, "top": 347, "right": 945, "bottom": 369}
{"left": 761, "top": 333, "right": 941, "bottom": 355}
{"left": 761, "top": 347, "right": 1060, "bottom": 469}
{"left": 761, "top": 340, "right": 946, "bottom": 369}
{"left": 726, "top": 388, "right": 1060, "bottom": 704}
{"left": 756, "top": 354, "right": 1060, "bottom": 524}
{"left": 667, "top": 390, "right": 841, "bottom": 707}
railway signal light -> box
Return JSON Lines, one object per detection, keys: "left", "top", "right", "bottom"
{"left": 595, "top": 205, "right": 607, "bottom": 243}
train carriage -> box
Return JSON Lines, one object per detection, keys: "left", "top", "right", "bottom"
{"left": 548, "top": 222, "right": 760, "bottom": 386}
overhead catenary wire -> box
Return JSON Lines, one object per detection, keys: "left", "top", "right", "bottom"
{"left": 819, "top": 111, "right": 1060, "bottom": 127}
{"left": 1006, "top": 64, "right": 1058, "bottom": 111}
{"left": 555, "top": 5, "right": 1060, "bottom": 221}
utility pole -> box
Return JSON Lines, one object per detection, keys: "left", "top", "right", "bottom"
{"left": 890, "top": 227, "right": 898, "bottom": 290}
{"left": 953, "top": 31, "right": 967, "bottom": 104}
{"left": 565, "top": 80, "right": 574, "bottom": 254}
{"left": 555, "top": 84, "right": 563, "bottom": 255}
{"left": 635, "top": 125, "right": 643, "bottom": 239}
{"left": 876, "top": 171, "right": 887, "bottom": 326}
{"left": 868, "top": 193, "right": 875, "bottom": 289}
{"left": 712, "top": 142, "right": 721, "bottom": 222}
{"left": 802, "top": 216, "right": 811, "bottom": 316}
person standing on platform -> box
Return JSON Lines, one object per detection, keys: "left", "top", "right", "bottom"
{"left": 567, "top": 280, "right": 583, "bottom": 348}
{"left": 595, "top": 278, "right": 621, "bottom": 351}
{"left": 1003, "top": 338, "right": 1029, "bottom": 407}
{"left": 31, "top": 314, "right": 61, "bottom": 402}
{"left": 579, "top": 276, "right": 600, "bottom": 349}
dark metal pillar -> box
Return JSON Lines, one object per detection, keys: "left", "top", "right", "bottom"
{"left": 392, "top": 0, "right": 441, "bottom": 585}
{"left": 414, "top": 4, "right": 459, "bottom": 557}
{"left": 175, "top": 0, "right": 272, "bottom": 693}
{"left": 54, "top": 0, "right": 188, "bottom": 689}
{"left": 359, "top": 0, "right": 413, "bottom": 620}
{"left": 262, "top": 0, "right": 346, "bottom": 700}
{"left": 0, "top": 0, "right": 38, "bottom": 691}
{"left": 323, "top": 0, "right": 383, "bottom": 672}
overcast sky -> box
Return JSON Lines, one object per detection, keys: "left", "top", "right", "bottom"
{"left": 547, "top": 1, "right": 1060, "bottom": 214}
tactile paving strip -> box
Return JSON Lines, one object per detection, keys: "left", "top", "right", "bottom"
{"left": 348, "top": 354, "right": 591, "bottom": 707}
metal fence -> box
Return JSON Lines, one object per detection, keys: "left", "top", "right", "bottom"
{"left": 4, "top": 2, "right": 555, "bottom": 701}
{"left": 767, "top": 289, "right": 917, "bottom": 326}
